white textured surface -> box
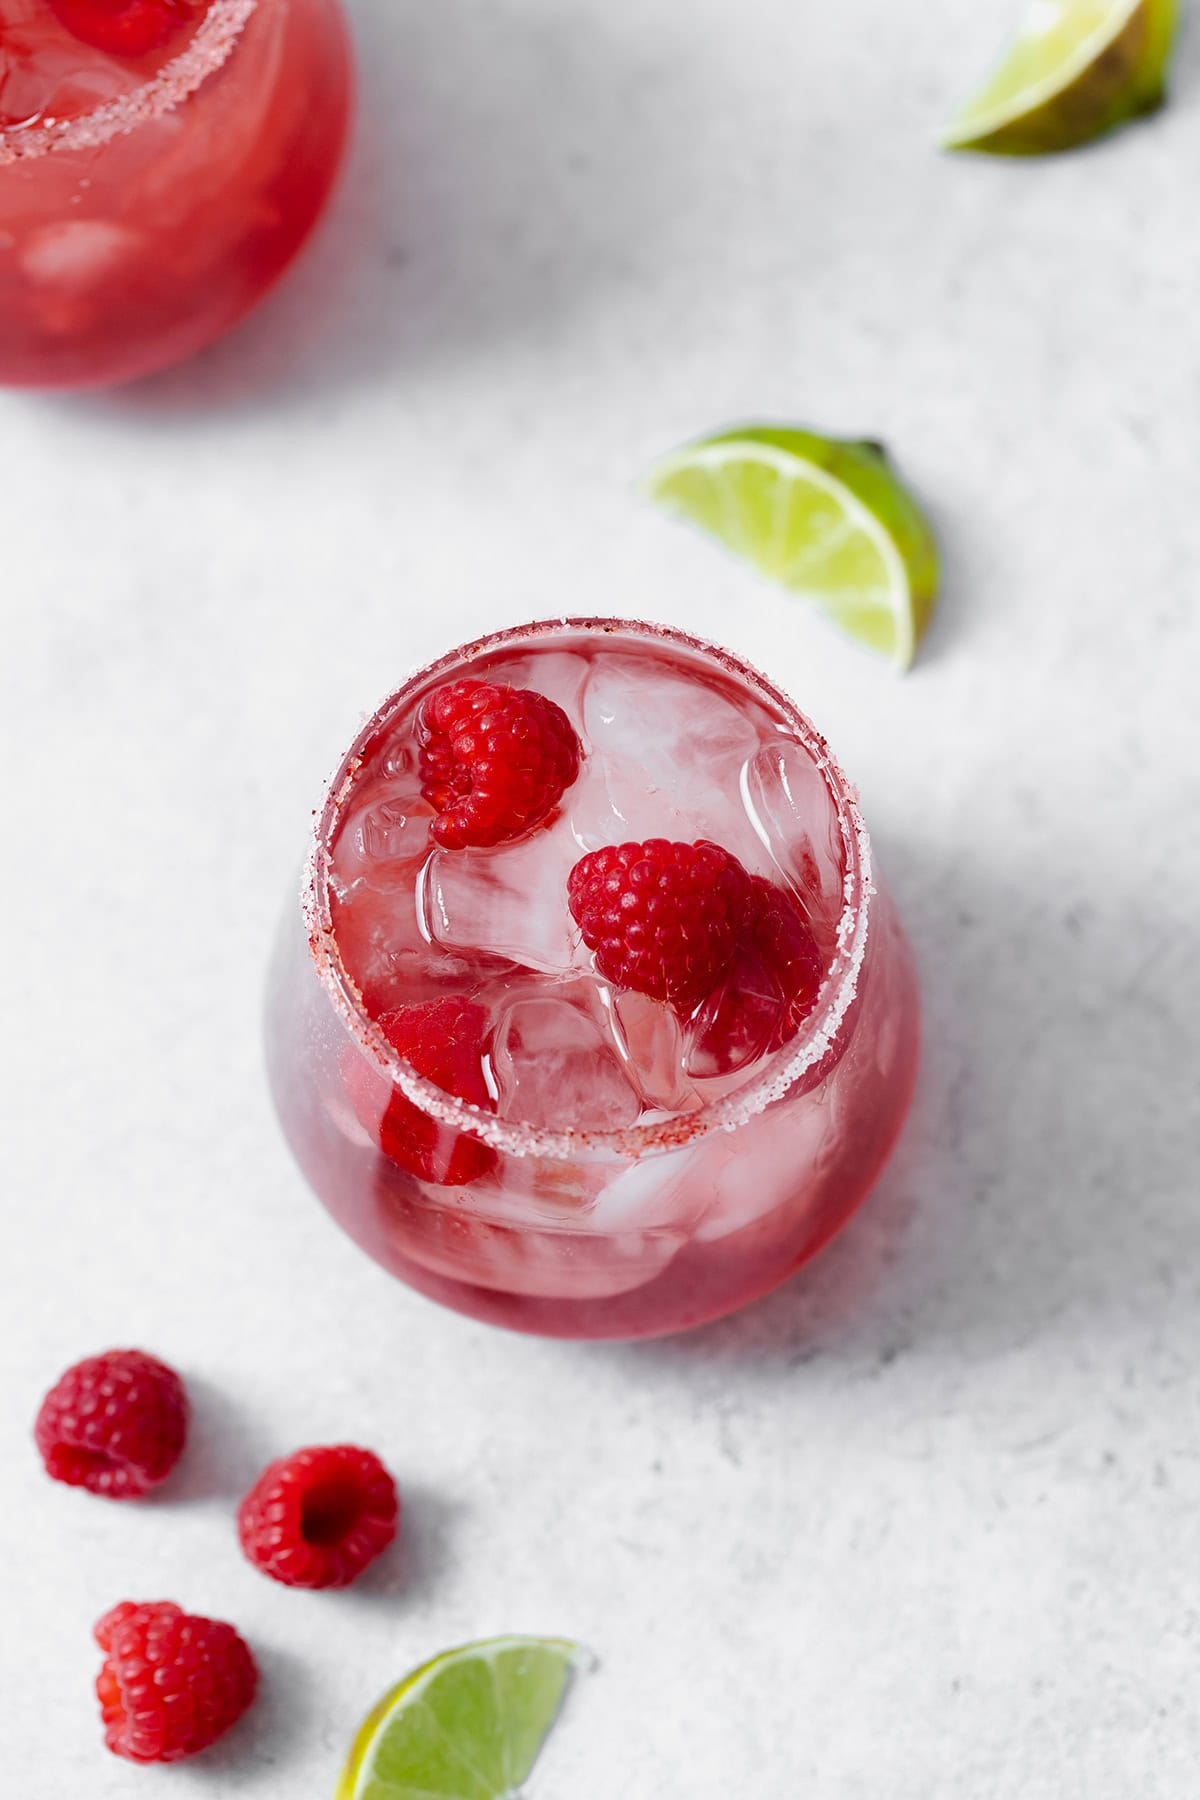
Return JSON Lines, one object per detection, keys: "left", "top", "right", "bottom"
{"left": 3, "top": 0, "right": 1200, "bottom": 1793}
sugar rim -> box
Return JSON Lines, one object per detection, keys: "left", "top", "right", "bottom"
{"left": 304, "top": 617, "right": 875, "bottom": 1163}
{"left": 0, "top": 0, "right": 258, "bottom": 166}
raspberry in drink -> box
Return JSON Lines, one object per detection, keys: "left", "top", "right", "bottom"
{"left": 0, "top": 0, "right": 351, "bottom": 388}
{"left": 266, "top": 619, "right": 920, "bottom": 1340}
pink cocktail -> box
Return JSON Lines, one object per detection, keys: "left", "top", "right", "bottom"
{"left": 0, "top": 0, "right": 351, "bottom": 388}
{"left": 266, "top": 619, "right": 920, "bottom": 1340}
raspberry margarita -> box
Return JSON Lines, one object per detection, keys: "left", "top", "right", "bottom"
{"left": 266, "top": 620, "right": 919, "bottom": 1339}
{"left": 0, "top": 0, "right": 351, "bottom": 388}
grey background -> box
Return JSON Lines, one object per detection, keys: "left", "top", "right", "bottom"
{"left": 3, "top": 0, "right": 1199, "bottom": 1793}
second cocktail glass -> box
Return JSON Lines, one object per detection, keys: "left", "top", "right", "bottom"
{"left": 0, "top": 0, "right": 352, "bottom": 388}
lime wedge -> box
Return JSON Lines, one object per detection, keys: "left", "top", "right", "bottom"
{"left": 941, "top": 0, "right": 1177, "bottom": 155}
{"left": 335, "top": 1637, "right": 581, "bottom": 1800}
{"left": 644, "top": 425, "right": 938, "bottom": 669}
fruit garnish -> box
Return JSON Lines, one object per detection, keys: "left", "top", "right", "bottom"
{"left": 94, "top": 1600, "right": 257, "bottom": 1763}
{"left": 644, "top": 425, "right": 938, "bottom": 670}
{"left": 568, "top": 838, "right": 753, "bottom": 1016}
{"left": 335, "top": 1637, "right": 581, "bottom": 1800}
{"left": 687, "top": 876, "right": 824, "bottom": 1077}
{"left": 237, "top": 1443, "right": 399, "bottom": 1590}
{"left": 746, "top": 875, "right": 825, "bottom": 1046}
{"left": 569, "top": 844, "right": 825, "bottom": 1073}
{"left": 345, "top": 996, "right": 498, "bottom": 1187}
{"left": 941, "top": 0, "right": 1176, "bottom": 155}
{"left": 48, "top": 0, "right": 202, "bottom": 59}
{"left": 34, "top": 1348, "right": 188, "bottom": 1499}
{"left": 418, "top": 680, "right": 581, "bottom": 849}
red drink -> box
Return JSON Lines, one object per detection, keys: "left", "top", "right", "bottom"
{"left": 266, "top": 620, "right": 920, "bottom": 1340}
{"left": 0, "top": 0, "right": 351, "bottom": 388}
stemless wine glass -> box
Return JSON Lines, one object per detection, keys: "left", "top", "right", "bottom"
{"left": 0, "top": 0, "right": 352, "bottom": 388}
{"left": 265, "top": 618, "right": 920, "bottom": 1341}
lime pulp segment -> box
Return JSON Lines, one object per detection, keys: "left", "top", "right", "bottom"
{"left": 336, "top": 1637, "right": 581, "bottom": 1800}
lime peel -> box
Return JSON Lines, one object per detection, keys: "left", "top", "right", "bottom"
{"left": 941, "top": 0, "right": 1178, "bottom": 156}
{"left": 644, "top": 424, "right": 939, "bottom": 670}
{"left": 335, "top": 1636, "right": 583, "bottom": 1800}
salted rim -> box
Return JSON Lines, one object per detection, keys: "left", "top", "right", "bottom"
{"left": 304, "top": 616, "right": 875, "bottom": 1163}
{"left": 0, "top": 0, "right": 258, "bottom": 166}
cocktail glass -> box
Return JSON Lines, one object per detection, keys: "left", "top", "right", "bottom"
{"left": 265, "top": 618, "right": 920, "bottom": 1340}
{"left": 0, "top": 0, "right": 352, "bottom": 388}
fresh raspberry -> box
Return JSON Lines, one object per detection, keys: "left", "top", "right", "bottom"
{"left": 567, "top": 838, "right": 753, "bottom": 1015}
{"left": 745, "top": 875, "right": 824, "bottom": 1047}
{"left": 345, "top": 996, "right": 498, "bottom": 1186}
{"left": 237, "top": 1445, "right": 399, "bottom": 1589}
{"left": 35, "top": 1349, "right": 187, "bottom": 1499}
{"left": 49, "top": 0, "right": 201, "bottom": 58}
{"left": 94, "top": 1600, "right": 257, "bottom": 1763}
{"left": 418, "top": 680, "right": 581, "bottom": 848}
{"left": 687, "top": 876, "right": 825, "bottom": 1076}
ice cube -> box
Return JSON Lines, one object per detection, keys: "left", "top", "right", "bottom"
{"left": 328, "top": 883, "right": 425, "bottom": 1015}
{"left": 693, "top": 1096, "right": 833, "bottom": 1242}
{"left": 492, "top": 989, "right": 641, "bottom": 1132}
{"left": 379, "top": 735, "right": 422, "bottom": 782}
{"left": 21, "top": 220, "right": 140, "bottom": 289}
{"left": 684, "top": 939, "right": 786, "bottom": 1080}
{"left": 331, "top": 878, "right": 521, "bottom": 1018}
{"left": 333, "top": 779, "right": 433, "bottom": 894}
{"left": 563, "top": 747, "right": 672, "bottom": 853}
{"left": 377, "top": 1178, "right": 684, "bottom": 1298}
{"left": 473, "top": 650, "right": 591, "bottom": 724}
{"left": 608, "top": 989, "right": 700, "bottom": 1114}
{"left": 586, "top": 1141, "right": 710, "bottom": 1231}
{"left": 571, "top": 655, "right": 765, "bottom": 863}
{"left": 0, "top": 23, "right": 131, "bottom": 131}
{"left": 372, "top": 1143, "right": 684, "bottom": 1297}
{"left": 422, "top": 826, "right": 583, "bottom": 976}
{"left": 740, "top": 738, "right": 846, "bottom": 944}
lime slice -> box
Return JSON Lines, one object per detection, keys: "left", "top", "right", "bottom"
{"left": 335, "top": 1636, "right": 581, "bottom": 1800}
{"left": 941, "top": 0, "right": 1177, "bottom": 155}
{"left": 644, "top": 425, "right": 938, "bottom": 669}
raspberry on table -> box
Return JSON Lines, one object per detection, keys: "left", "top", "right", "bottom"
{"left": 237, "top": 1444, "right": 399, "bottom": 1589}
{"left": 567, "top": 838, "right": 754, "bottom": 1016}
{"left": 35, "top": 1349, "right": 188, "bottom": 1499}
{"left": 49, "top": 0, "right": 202, "bottom": 59}
{"left": 346, "top": 995, "right": 498, "bottom": 1186}
{"left": 94, "top": 1600, "right": 258, "bottom": 1763}
{"left": 418, "top": 679, "right": 581, "bottom": 848}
